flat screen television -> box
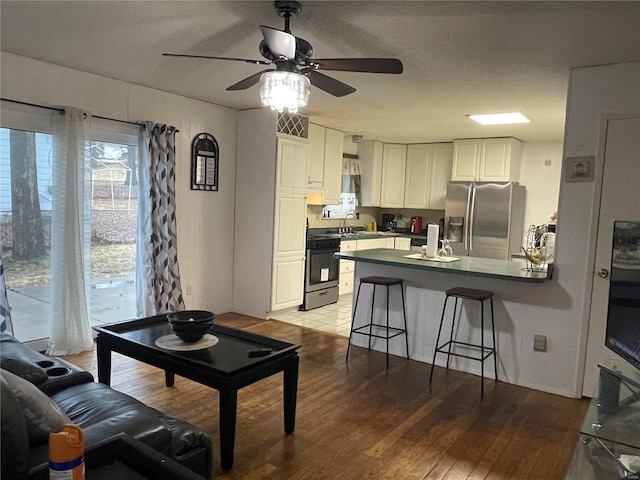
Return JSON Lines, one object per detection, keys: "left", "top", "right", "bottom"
{"left": 605, "top": 220, "right": 640, "bottom": 371}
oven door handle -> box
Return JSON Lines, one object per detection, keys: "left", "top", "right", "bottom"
{"left": 307, "top": 248, "right": 341, "bottom": 254}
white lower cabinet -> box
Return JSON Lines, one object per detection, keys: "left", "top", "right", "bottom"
{"left": 271, "top": 257, "right": 305, "bottom": 310}
{"left": 394, "top": 237, "right": 412, "bottom": 251}
{"left": 339, "top": 237, "right": 409, "bottom": 294}
{"left": 356, "top": 238, "right": 388, "bottom": 250}
{"left": 338, "top": 240, "right": 357, "bottom": 295}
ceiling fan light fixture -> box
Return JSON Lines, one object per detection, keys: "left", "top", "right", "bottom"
{"left": 259, "top": 70, "right": 310, "bottom": 114}
{"left": 468, "top": 112, "right": 531, "bottom": 125}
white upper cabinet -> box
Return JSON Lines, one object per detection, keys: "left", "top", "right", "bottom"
{"left": 429, "top": 143, "right": 454, "bottom": 209}
{"left": 360, "top": 141, "right": 452, "bottom": 209}
{"left": 358, "top": 140, "right": 383, "bottom": 207}
{"left": 404, "top": 144, "right": 431, "bottom": 208}
{"left": 307, "top": 123, "right": 325, "bottom": 187}
{"left": 323, "top": 127, "right": 344, "bottom": 205}
{"left": 380, "top": 143, "right": 407, "bottom": 208}
{"left": 452, "top": 137, "right": 522, "bottom": 182}
{"left": 306, "top": 123, "right": 343, "bottom": 205}
{"left": 403, "top": 143, "right": 453, "bottom": 209}
{"left": 277, "top": 137, "right": 309, "bottom": 194}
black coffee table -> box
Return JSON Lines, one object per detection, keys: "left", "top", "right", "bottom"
{"left": 93, "top": 314, "right": 301, "bottom": 471}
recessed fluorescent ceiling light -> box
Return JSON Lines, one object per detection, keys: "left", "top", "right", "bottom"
{"left": 468, "top": 112, "right": 531, "bottom": 125}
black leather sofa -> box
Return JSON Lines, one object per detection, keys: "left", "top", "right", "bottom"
{"left": 0, "top": 333, "right": 212, "bottom": 480}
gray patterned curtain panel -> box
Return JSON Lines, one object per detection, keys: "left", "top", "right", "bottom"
{"left": 136, "top": 123, "right": 185, "bottom": 316}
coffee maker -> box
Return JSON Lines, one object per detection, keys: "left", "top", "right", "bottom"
{"left": 381, "top": 214, "right": 396, "bottom": 231}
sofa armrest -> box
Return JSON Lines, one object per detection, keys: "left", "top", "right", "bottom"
{"left": 35, "top": 358, "right": 94, "bottom": 396}
{"left": 0, "top": 333, "right": 93, "bottom": 394}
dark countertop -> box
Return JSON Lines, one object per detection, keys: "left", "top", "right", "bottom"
{"left": 335, "top": 248, "right": 552, "bottom": 283}
{"left": 308, "top": 227, "right": 426, "bottom": 242}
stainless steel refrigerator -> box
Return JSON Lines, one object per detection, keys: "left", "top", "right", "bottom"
{"left": 444, "top": 182, "right": 526, "bottom": 260}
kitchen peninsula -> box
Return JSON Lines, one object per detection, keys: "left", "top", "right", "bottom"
{"left": 336, "top": 248, "right": 559, "bottom": 393}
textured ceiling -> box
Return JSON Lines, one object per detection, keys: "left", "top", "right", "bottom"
{"left": 1, "top": 1, "right": 639, "bottom": 143}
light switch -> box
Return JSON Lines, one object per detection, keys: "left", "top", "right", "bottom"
{"left": 533, "top": 334, "right": 547, "bottom": 352}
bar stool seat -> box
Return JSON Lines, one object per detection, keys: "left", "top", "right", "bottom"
{"left": 429, "top": 287, "right": 497, "bottom": 397}
{"left": 346, "top": 276, "right": 409, "bottom": 368}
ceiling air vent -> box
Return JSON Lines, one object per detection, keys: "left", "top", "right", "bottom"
{"left": 277, "top": 112, "right": 309, "bottom": 139}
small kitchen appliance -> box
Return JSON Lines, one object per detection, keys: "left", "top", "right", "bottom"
{"left": 410, "top": 216, "right": 423, "bottom": 234}
{"left": 381, "top": 213, "right": 396, "bottom": 232}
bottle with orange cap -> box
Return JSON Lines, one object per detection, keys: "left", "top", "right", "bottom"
{"left": 48, "top": 424, "right": 85, "bottom": 480}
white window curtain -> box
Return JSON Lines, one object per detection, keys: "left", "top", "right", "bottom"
{"left": 341, "top": 156, "right": 362, "bottom": 212}
{"left": 136, "top": 123, "right": 185, "bottom": 317}
{"left": 0, "top": 258, "right": 12, "bottom": 334}
{"left": 47, "top": 107, "right": 93, "bottom": 355}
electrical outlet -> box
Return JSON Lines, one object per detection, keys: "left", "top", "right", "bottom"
{"left": 186, "top": 284, "right": 193, "bottom": 295}
{"left": 533, "top": 334, "right": 547, "bottom": 352}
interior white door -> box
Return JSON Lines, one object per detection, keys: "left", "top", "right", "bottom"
{"left": 583, "top": 116, "right": 640, "bottom": 396}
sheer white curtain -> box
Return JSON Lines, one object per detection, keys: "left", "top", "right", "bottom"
{"left": 0, "top": 258, "right": 12, "bottom": 334}
{"left": 47, "top": 107, "right": 93, "bottom": 355}
{"left": 136, "top": 123, "right": 185, "bottom": 317}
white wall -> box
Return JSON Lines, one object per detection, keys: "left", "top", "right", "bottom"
{"left": 1, "top": 52, "right": 238, "bottom": 315}
{"left": 520, "top": 141, "right": 563, "bottom": 229}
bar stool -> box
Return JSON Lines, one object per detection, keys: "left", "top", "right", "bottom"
{"left": 346, "top": 276, "right": 409, "bottom": 368}
{"left": 429, "top": 287, "right": 497, "bottom": 397}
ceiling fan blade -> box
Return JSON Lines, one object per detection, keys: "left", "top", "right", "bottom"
{"left": 305, "top": 70, "right": 356, "bottom": 97}
{"left": 226, "top": 69, "right": 273, "bottom": 91}
{"left": 312, "top": 58, "right": 403, "bottom": 74}
{"left": 260, "top": 25, "right": 296, "bottom": 60}
{"left": 163, "top": 53, "right": 271, "bottom": 65}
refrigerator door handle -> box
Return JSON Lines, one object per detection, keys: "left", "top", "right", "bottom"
{"left": 464, "top": 186, "right": 472, "bottom": 251}
{"left": 469, "top": 187, "right": 477, "bottom": 252}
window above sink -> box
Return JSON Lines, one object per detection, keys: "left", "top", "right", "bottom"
{"left": 321, "top": 192, "right": 358, "bottom": 219}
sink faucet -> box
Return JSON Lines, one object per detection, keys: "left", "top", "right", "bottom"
{"left": 341, "top": 213, "right": 356, "bottom": 233}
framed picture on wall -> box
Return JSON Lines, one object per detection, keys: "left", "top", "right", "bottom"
{"left": 565, "top": 155, "right": 595, "bottom": 183}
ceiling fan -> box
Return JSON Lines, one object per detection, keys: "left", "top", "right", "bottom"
{"left": 162, "top": 0, "right": 403, "bottom": 99}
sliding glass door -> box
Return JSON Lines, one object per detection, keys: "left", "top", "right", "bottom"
{"left": 0, "top": 106, "right": 140, "bottom": 344}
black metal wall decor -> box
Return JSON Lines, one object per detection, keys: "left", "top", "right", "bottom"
{"left": 191, "top": 133, "right": 219, "bottom": 191}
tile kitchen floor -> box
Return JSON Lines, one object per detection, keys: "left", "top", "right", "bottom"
{"left": 268, "top": 294, "right": 353, "bottom": 337}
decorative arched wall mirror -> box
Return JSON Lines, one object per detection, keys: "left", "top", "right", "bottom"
{"left": 191, "top": 133, "right": 219, "bottom": 191}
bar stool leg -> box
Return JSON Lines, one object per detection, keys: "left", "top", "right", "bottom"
{"left": 445, "top": 298, "right": 459, "bottom": 371}
{"left": 480, "top": 299, "right": 485, "bottom": 398}
{"left": 346, "top": 281, "right": 363, "bottom": 361}
{"left": 385, "top": 285, "right": 390, "bottom": 369}
{"left": 368, "top": 284, "right": 376, "bottom": 351}
{"left": 490, "top": 297, "right": 498, "bottom": 381}
{"left": 400, "top": 284, "right": 409, "bottom": 359}
{"left": 429, "top": 295, "right": 450, "bottom": 386}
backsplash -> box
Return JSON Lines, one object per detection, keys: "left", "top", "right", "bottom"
{"left": 307, "top": 205, "right": 444, "bottom": 230}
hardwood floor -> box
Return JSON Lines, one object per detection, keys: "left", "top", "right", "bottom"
{"left": 63, "top": 313, "right": 589, "bottom": 480}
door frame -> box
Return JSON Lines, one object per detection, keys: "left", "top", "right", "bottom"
{"left": 581, "top": 113, "right": 640, "bottom": 396}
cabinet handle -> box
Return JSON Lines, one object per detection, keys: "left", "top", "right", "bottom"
{"left": 598, "top": 268, "right": 609, "bottom": 279}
